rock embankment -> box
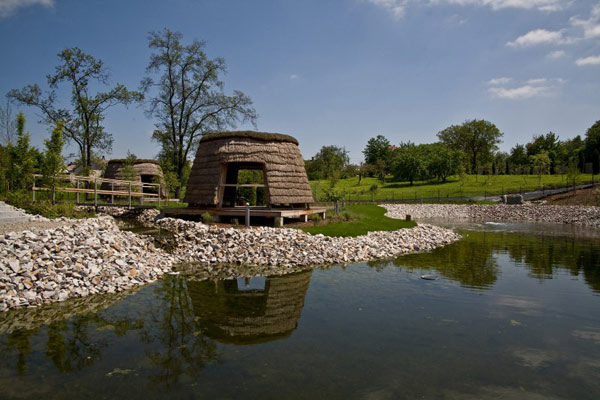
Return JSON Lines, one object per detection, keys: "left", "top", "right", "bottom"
{"left": 1, "top": 212, "right": 461, "bottom": 312}
{"left": 157, "top": 218, "right": 461, "bottom": 279}
{"left": 0, "top": 216, "right": 179, "bottom": 312}
{"left": 383, "top": 204, "right": 600, "bottom": 227}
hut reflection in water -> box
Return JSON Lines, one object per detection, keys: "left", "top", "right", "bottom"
{"left": 188, "top": 270, "right": 312, "bottom": 345}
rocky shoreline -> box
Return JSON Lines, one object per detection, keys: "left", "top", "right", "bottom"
{"left": 0, "top": 209, "right": 461, "bottom": 312}
{"left": 383, "top": 203, "right": 600, "bottom": 228}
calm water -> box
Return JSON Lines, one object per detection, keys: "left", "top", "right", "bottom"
{"left": 1, "top": 223, "right": 600, "bottom": 399}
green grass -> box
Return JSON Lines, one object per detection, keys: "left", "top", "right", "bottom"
{"left": 310, "top": 174, "right": 597, "bottom": 202}
{"left": 301, "top": 204, "right": 416, "bottom": 237}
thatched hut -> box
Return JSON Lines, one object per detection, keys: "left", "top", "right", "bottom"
{"left": 184, "top": 131, "right": 314, "bottom": 207}
{"left": 102, "top": 159, "right": 167, "bottom": 197}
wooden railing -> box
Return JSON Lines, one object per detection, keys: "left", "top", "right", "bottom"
{"left": 32, "top": 174, "right": 164, "bottom": 208}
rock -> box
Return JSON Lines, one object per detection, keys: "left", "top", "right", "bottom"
{"left": 7, "top": 259, "right": 20, "bottom": 273}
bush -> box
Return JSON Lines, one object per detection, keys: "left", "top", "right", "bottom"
{"left": 5, "top": 191, "right": 94, "bottom": 219}
{"left": 201, "top": 212, "right": 214, "bottom": 224}
{"left": 342, "top": 211, "right": 353, "bottom": 221}
{"left": 274, "top": 217, "right": 282, "bottom": 227}
{"left": 309, "top": 214, "right": 322, "bottom": 223}
{"left": 231, "top": 218, "right": 239, "bottom": 226}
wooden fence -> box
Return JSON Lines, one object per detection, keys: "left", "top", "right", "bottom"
{"left": 32, "top": 174, "right": 165, "bottom": 208}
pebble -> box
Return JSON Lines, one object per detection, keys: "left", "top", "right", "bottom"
{"left": 383, "top": 203, "right": 600, "bottom": 228}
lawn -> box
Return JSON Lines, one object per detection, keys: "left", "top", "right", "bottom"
{"left": 310, "top": 174, "right": 597, "bottom": 202}
{"left": 301, "top": 204, "right": 416, "bottom": 237}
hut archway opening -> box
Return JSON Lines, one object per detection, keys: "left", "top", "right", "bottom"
{"left": 140, "top": 174, "right": 158, "bottom": 194}
{"left": 220, "top": 162, "right": 268, "bottom": 207}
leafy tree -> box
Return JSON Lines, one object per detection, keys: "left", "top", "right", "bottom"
{"left": 508, "top": 144, "right": 529, "bottom": 174}
{"left": 526, "top": 132, "right": 560, "bottom": 174}
{"left": 530, "top": 151, "right": 550, "bottom": 186}
{"left": 492, "top": 151, "right": 509, "bottom": 175}
{"left": 556, "top": 136, "right": 585, "bottom": 173}
{"left": 10, "top": 113, "right": 36, "bottom": 190}
{"left": 437, "top": 119, "right": 503, "bottom": 174}
{"left": 42, "top": 121, "right": 65, "bottom": 203}
{"left": 308, "top": 145, "right": 349, "bottom": 182}
{"left": 141, "top": 29, "right": 257, "bottom": 197}
{"left": 363, "top": 135, "right": 391, "bottom": 166}
{"left": 584, "top": 120, "right": 600, "bottom": 174}
{"left": 121, "top": 151, "right": 139, "bottom": 188}
{"left": 374, "top": 159, "right": 387, "bottom": 182}
{"left": 425, "top": 143, "right": 463, "bottom": 182}
{"left": 9, "top": 47, "right": 142, "bottom": 169}
{"left": 392, "top": 142, "right": 427, "bottom": 186}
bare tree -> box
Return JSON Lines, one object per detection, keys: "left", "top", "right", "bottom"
{"left": 0, "top": 95, "right": 16, "bottom": 145}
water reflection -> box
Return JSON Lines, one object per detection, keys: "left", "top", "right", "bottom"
{"left": 188, "top": 271, "right": 312, "bottom": 344}
{"left": 393, "top": 230, "right": 600, "bottom": 292}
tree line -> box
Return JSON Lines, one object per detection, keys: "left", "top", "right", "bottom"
{"left": 306, "top": 119, "right": 600, "bottom": 186}
{"left": 1, "top": 28, "right": 256, "bottom": 198}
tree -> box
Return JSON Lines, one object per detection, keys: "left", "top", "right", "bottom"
{"left": 307, "top": 145, "right": 349, "bottom": 182}
{"left": 530, "top": 151, "right": 550, "bottom": 186}
{"left": 363, "top": 135, "right": 391, "bottom": 168}
{"left": 42, "top": 122, "right": 65, "bottom": 203}
{"left": 437, "top": 119, "right": 503, "bottom": 174}
{"left": 526, "top": 132, "right": 560, "bottom": 174}
{"left": 142, "top": 29, "right": 257, "bottom": 197}
{"left": 508, "top": 144, "right": 529, "bottom": 174}
{"left": 9, "top": 47, "right": 142, "bottom": 169}
{"left": 9, "top": 113, "right": 36, "bottom": 190}
{"left": 392, "top": 142, "right": 427, "bottom": 186}
{"left": 425, "top": 143, "right": 463, "bottom": 182}
{"left": 584, "top": 120, "right": 600, "bottom": 174}
{"left": 0, "top": 95, "right": 16, "bottom": 145}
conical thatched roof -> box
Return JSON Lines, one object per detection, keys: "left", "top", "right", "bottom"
{"left": 102, "top": 159, "right": 167, "bottom": 196}
{"left": 184, "top": 131, "right": 314, "bottom": 206}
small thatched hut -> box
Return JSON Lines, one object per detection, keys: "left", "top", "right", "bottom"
{"left": 102, "top": 159, "right": 167, "bottom": 197}
{"left": 184, "top": 131, "right": 314, "bottom": 207}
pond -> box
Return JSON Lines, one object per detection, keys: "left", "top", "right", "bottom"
{"left": 1, "top": 222, "right": 599, "bottom": 399}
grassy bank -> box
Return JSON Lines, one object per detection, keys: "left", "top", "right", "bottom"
{"left": 302, "top": 204, "right": 416, "bottom": 237}
{"left": 310, "top": 174, "right": 596, "bottom": 202}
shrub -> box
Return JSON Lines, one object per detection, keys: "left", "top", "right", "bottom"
{"left": 231, "top": 217, "right": 239, "bottom": 226}
{"left": 201, "top": 212, "right": 214, "bottom": 224}
{"left": 309, "top": 214, "right": 322, "bottom": 223}
{"left": 5, "top": 191, "right": 94, "bottom": 219}
{"left": 274, "top": 217, "right": 282, "bottom": 227}
{"left": 342, "top": 211, "right": 352, "bottom": 221}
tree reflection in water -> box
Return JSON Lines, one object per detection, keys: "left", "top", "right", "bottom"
{"left": 390, "top": 230, "right": 600, "bottom": 293}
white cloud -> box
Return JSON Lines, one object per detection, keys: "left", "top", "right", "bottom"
{"left": 0, "top": 0, "right": 54, "bottom": 17}
{"left": 570, "top": 3, "right": 600, "bottom": 39}
{"left": 575, "top": 55, "right": 600, "bottom": 66}
{"left": 365, "top": 0, "right": 408, "bottom": 18}
{"left": 488, "top": 77, "right": 564, "bottom": 99}
{"left": 507, "top": 29, "right": 566, "bottom": 47}
{"left": 289, "top": 74, "right": 300, "bottom": 80}
{"left": 547, "top": 50, "right": 566, "bottom": 59}
{"left": 487, "top": 77, "right": 512, "bottom": 85}
{"left": 489, "top": 85, "right": 550, "bottom": 99}
{"left": 433, "top": 0, "right": 570, "bottom": 12}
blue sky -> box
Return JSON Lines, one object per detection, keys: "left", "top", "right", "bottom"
{"left": 0, "top": 0, "right": 598, "bottom": 164}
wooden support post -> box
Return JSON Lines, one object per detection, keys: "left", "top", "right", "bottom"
{"left": 128, "top": 182, "right": 132, "bottom": 209}
{"left": 76, "top": 180, "right": 80, "bottom": 204}
{"left": 158, "top": 185, "right": 161, "bottom": 208}
{"left": 245, "top": 204, "right": 250, "bottom": 227}
{"left": 111, "top": 183, "right": 114, "bottom": 204}
{"left": 94, "top": 178, "right": 98, "bottom": 207}
{"left": 278, "top": 216, "right": 284, "bottom": 227}
{"left": 302, "top": 214, "right": 308, "bottom": 223}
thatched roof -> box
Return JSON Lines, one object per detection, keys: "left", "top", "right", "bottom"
{"left": 185, "top": 131, "right": 314, "bottom": 206}
{"left": 201, "top": 131, "right": 298, "bottom": 145}
{"left": 102, "top": 159, "right": 167, "bottom": 196}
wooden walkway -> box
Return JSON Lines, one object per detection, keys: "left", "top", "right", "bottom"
{"left": 32, "top": 174, "right": 165, "bottom": 208}
{"left": 162, "top": 206, "right": 327, "bottom": 226}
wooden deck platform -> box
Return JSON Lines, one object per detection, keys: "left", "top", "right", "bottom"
{"left": 161, "top": 206, "right": 327, "bottom": 226}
